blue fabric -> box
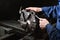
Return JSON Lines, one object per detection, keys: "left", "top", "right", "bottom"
{"left": 46, "top": 24, "right": 57, "bottom": 40}
{"left": 46, "top": 24, "right": 60, "bottom": 40}
{"left": 42, "top": 5, "right": 60, "bottom": 30}
{"left": 46, "top": 24, "right": 53, "bottom": 35}
{"left": 58, "top": 0, "right": 60, "bottom": 5}
{"left": 42, "top": 5, "right": 60, "bottom": 40}
{"left": 42, "top": 6, "right": 56, "bottom": 18}
{"left": 58, "top": 0, "right": 60, "bottom": 2}
{"left": 56, "top": 5, "right": 60, "bottom": 30}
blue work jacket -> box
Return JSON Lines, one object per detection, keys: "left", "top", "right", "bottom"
{"left": 42, "top": 3, "right": 60, "bottom": 40}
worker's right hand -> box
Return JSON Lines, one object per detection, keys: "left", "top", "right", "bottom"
{"left": 39, "top": 18, "right": 49, "bottom": 30}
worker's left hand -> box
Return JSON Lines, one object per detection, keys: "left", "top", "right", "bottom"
{"left": 25, "top": 7, "right": 42, "bottom": 12}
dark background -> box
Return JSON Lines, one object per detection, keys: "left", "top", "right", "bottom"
{"left": 0, "top": 0, "right": 58, "bottom": 20}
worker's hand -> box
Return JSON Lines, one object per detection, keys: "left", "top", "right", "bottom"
{"left": 39, "top": 18, "right": 49, "bottom": 29}
{"left": 25, "top": 7, "right": 42, "bottom": 12}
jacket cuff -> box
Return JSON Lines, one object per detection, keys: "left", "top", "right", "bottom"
{"left": 42, "top": 7, "right": 50, "bottom": 17}
{"left": 46, "top": 24, "right": 53, "bottom": 35}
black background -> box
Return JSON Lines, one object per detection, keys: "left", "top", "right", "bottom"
{"left": 0, "top": 0, "right": 58, "bottom": 20}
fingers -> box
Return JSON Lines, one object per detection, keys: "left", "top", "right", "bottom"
{"left": 25, "top": 7, "right": 42, "bottom": 12}
{"left": 26, "top": 7, "right": 36, "bottom": 12}
{"left": 39, "top": 18, "right": 49, "bottom": 29}
{"left": 39, "top": 18, "right": 46, "bottom": 21}
{"left": 25, "top": 7, "right": 34, "bottom": 11}
{"left": 25, "top": 7, "right": 32, "bottom": 10}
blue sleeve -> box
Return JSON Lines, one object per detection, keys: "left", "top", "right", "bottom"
{"left": 46, "top": 24, "right": 54, "bottom": 35}
{"left": 46, "top": 24, "right": 60, "bottom": 40}
{"left": 42, "top": 6, "right": 57, "bottom": 18}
